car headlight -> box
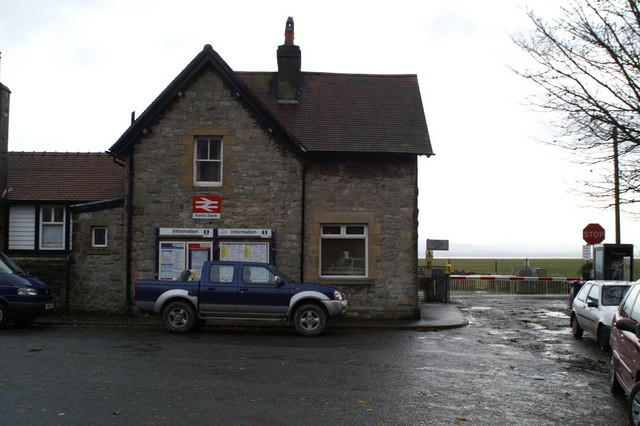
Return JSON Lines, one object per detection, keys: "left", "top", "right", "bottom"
{"left": 18, "top": 288, "right": 37, "bottom": 296}
{"left": 332, "top": 291, "right": 344, "bottom": 301}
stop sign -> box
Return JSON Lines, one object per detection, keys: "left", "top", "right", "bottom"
{"left": 583, "top": 223, "right": 605, "bottom": 245}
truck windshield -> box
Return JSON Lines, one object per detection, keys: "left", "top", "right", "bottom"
{"left": 0, "top": 252, "right": 26, "bottom": 274}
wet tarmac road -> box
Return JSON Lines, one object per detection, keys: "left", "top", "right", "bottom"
{"left": 0, "top": 298, "right": 628, "bottom": 425}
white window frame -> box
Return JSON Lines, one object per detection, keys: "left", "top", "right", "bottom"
{"left": 91, "top": 226, "right": 108, "bottom": 248}
{"left": 39, "top": 206, "right": 66, "bottom": 250}
{"left": 320, "top": 224, "right": 368, "bottom": 278}
{"left": 193, "top": 136, "right": 223, "bottom": 186}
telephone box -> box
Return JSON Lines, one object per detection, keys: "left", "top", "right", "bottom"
{"left": 593, "top": 244, "right": 634, "bottom": 281}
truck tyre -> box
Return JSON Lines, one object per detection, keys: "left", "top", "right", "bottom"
{"left": 0, "top": 304, "right": 8, "bottom": 329}
{"left": 162, "top": 301, "right": 196, "bottom": 333}
{"left": 293, "top": 304, "right": 326, "bottom": 336}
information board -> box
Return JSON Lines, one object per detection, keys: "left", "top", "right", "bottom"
{"left": 159, "top": 242, "right": 186, "bottom": 280}
{"left": 188, "top": 242, "right": 212, "bottom": 279}
{"left": 220, "top": 242, "right": 269, "bottom": 263}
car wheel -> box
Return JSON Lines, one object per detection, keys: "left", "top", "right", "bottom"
{"left": 610, "top": 358, "right": 624, "bottom": 395}
{"left": 293, "top": 304, "right": 326, "bottom": 336}
{"left": 0, "top": 304, "right": 8, "bottom": 329}
{"left": 597, "top": 324, "right": 611, "bottom": 353}
{"left": 571, "top": 313, "right": 583, "bottom": 338}
{"left": 162, "top": 301, "right": 196, "bottom": 333}
{"left": 628, "top": 382, "right": 640, "bottom": 424}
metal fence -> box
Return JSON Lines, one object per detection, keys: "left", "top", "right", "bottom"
{"left": 448, "top": 277, "right": 575, "bottom": 299}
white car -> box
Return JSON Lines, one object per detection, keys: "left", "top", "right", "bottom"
{"left": 570, "top": 280, "right": 631, "bottom": 352}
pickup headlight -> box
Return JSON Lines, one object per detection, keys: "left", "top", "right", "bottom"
{"left": 331, "top": 291, "right": 344, "bottom": 301}
{"left": 18, "top": 288, "right": 37, "bottom": 296}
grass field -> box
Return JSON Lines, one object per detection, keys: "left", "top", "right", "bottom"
{"left": 418, "top": 258, "right": 612, "bottom": 278}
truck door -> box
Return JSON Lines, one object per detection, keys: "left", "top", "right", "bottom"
{"left": 198, "top": 263, "right": 237, "bottom": 314}
{"left": 238, "top": 264, "right": 292, "bottom": 317}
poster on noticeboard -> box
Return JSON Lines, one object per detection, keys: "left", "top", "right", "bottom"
{"left": 159, "top": 242, "right": 186, "bottom": 280}
{"left": 188, "top": 242, "right": 212, "bottom": 279}
{"left": 220, "top": 242, "right": 269, "bottom": 263}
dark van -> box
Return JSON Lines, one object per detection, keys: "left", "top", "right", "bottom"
{"left": 0, "top": 252, "right": 54, "bottom": 327}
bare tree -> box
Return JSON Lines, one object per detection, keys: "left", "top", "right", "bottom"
{"left": 513, "top": 0, "right": 640, "bottom": 211}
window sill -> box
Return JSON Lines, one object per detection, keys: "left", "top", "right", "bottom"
{"left": 193, "top": 182, "right": 222, "bottom": 187}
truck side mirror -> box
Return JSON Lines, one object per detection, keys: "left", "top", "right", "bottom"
{"left": 275, "top": 276, "right": 283, "bottom": 285}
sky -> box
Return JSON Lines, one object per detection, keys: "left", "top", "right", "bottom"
{"left": 1, "top": 0, "right": 638, "bottom": 259}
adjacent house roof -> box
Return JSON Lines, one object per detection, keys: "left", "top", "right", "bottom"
{"left": 6, "top": 152, "right": 124, "bottom": 202}
{"left": 109, "top": 44, "right": 433, "bottom": 157}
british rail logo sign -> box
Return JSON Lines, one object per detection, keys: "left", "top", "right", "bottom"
{"left": 192, "top": 196, "right": 221, "bottom": 219}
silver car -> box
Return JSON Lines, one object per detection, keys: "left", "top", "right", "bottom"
{"left": 570, "top": 280, "right": 631, "bottom": 352}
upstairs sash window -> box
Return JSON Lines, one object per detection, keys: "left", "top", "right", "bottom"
{"left": 194, "top": 137, "right": 222, "bottom": 185}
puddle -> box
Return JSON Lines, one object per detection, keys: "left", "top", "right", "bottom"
{"left": 468, "top": 306, "right": 494, "bottom": 311}
{"left": 538, "top": 328, "right": 568, "bottom": 336}
{"left": 540, "top": 311, "right": 569, "bottom": 319}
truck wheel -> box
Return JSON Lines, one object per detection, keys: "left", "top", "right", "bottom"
{"left": 162, "top": 301, "right": 196, "bottom": 333}
{"left": 0, "top": 304, "right": 8, "bottom": 329}
{"left": 293, "top": 304, "right": 326, "bottom": 336}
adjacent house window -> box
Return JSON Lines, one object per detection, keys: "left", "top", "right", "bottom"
{"left": 320, "top": 224, "right": 367, "bottom": 277}
{"left": 40, "top": 206, "right": 65, "bottom": 250}
{"left": 92, "top": 227, "right": 108, "bottom": 248}
{"left": 194, "top": 137, "right": 222, "bottom": 185}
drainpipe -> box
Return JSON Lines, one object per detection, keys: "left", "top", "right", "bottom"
{"left": 125, "top": 148, "right": 134, "bottom": 312}
{"left": 65, "top": 254, "right": 71, "bottom": 313}
{"left": 300, "top": 160, "right": 306, "bottom": 282}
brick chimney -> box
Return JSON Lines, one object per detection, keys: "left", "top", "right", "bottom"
{"left": 277, "top": 17, "right": 301, "bottom": 102}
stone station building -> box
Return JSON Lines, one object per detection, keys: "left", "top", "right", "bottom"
{"left": 1, "top": 18, "right": 433, "bottom": 318}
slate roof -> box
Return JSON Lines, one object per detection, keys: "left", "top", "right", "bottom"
{"left": 110, "top": 45, "right": 433, "bottom": 157}
{"left": 239, "top": 72, "right": 431, "bottom": 154}
{"left": 6, "top": 152, "right": 125, "bottom": 202}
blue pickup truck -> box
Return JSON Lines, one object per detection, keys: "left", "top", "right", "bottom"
{"left": 0, "top": 252, "right": 54, "bottom": 328}
{"left": 134, "top": 261, "right": 348, "bottom": 336}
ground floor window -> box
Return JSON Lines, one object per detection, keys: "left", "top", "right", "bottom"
{"left": 320, "top": 224, "right": 367, "bottom": 277}
{"left": 91, "top": 227, "right": 108, "bottom": 248}
{"left": 40, "top": 206, "right": 66, "bottom": 249}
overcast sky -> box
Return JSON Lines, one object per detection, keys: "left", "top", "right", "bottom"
{"left": 1, "top": 0, "right": 637, "bottom": 258}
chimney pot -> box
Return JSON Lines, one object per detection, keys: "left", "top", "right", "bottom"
{"left": 277, "top": 17, "right": 301, "bottom": 101}
{"left": 284, "top": 17, "right": 294, "bottom": 44}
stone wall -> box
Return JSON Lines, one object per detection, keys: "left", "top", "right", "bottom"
{"left": 10, "top": 255, "right": 69, "bottom": 311}
{"left": 69, "top": 205, "right": 126, "bottom": 313}
{"left": 0, "top": 83, "right": 10, "bottom": 251}
{"left": 127, "top": 67, "right": 304, "bottom": 283}
{"left": 304, "top": 156, "right": 420, "bottom": 319}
